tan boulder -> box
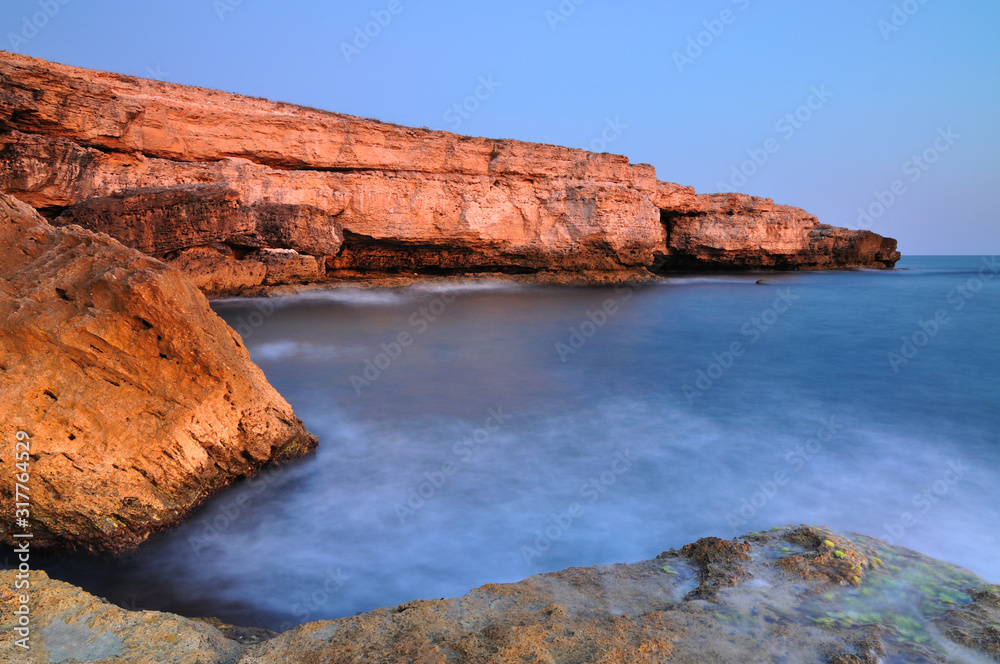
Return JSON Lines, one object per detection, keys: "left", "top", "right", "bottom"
{"left": 0, "top": 194, "right": 316, "bottom": 554}
{"left": 166, "top": 245, "right": 267, "bottom": 297}
{"left": 253, "top": 248, "right": 325, "bottom": 285}
{"left": 0, "top": 571, "right": 244, "bottom": 663}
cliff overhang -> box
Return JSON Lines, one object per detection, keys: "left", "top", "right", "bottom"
{"left": 0, "top": 51, "right": 899, "bottom": 296}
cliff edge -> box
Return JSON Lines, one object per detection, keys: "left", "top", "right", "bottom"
{"left": 0, "top": 52, "right": 899, "bottom": 295}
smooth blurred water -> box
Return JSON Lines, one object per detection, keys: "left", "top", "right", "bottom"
{"left": 43, "top": 256, "right": 1000, "bottom": 631}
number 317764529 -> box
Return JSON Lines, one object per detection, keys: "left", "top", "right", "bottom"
{"left": 14, "top": 431, "right": 30, "bottom": 508}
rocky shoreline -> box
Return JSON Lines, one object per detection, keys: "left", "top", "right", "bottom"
{"left": 0, "top": 52, "right": 902, "bottom": 552}
{"left": 1, "top": 51, "right": 899, "bottom": 299}
{"left": 2, "top": 52, "right": 972, "bottom": 664}
{"left": 2, "top": 525, "right": 998, "bottom": 663}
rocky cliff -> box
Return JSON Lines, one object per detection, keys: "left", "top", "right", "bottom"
{"left": 0, "top": 193, "right": 317, "bottom": 554}
{"left": 0, "top": 52, "right": 899, "bottom": 295}
{"left": 3, "top": 526, "right": 997, "bottom": 663}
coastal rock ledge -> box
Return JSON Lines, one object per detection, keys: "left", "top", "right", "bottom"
{"left": 2, "top": 526, "right": 998, "bottom": 663}
{"left": 0, "top": 52, "right": 899, "bottom": 295}
{"left": 0, "top": 193, "right": 317, "bottom": 554}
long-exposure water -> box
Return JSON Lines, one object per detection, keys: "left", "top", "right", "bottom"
{"left": 42, "top": 256, "right": 1000, "bottom": 631}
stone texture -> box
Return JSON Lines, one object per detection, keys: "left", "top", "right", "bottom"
{"left": 3, "top": 527, "right": 996, "bottom": 663}
{"left": 252, "top": 248, "right": 324, "bottom": 285}
{"left": 0, "top": 194, "right": 317, "bottom": 554}
{"left": 937, "top": 586, "right": 1000, "bottom": 658}
{"left": 0, "top": 571, "right": 242, "bottom": 664}
{"left": 52, "top": 185, "right": 344, "bottom": 259}
{"left": 166, "top": 245, "right": 267, "bottom": 296}
{"left": 0, "top": 52, "right": 899, "bottom": 293}
{"left": 51, "top": 183, "right": 254, "bottom": 255}
{"left": 658, "top": 192, "right": 900, "bottom": 270}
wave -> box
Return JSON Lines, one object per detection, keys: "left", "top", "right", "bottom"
{"left": 665, "top": 276, "right": 787, "bottom": 285}
{"left": 217, "top": 282, "right": 533, "bottom": 312}
{"left": 405, "top": 280, "right": 528, "bottom": 295}
{"left": 285, "top": 288, "right": 411, "bottom": 306}
{"left": 252, "top": 340, "right": 347, "bottom": 361}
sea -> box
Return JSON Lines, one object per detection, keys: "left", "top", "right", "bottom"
{"left": 42, "top": 255, "right": 1000, "bottom": 631}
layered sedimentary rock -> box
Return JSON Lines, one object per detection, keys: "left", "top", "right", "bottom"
{"left": 0, "top": 52, "right": 899, "bottom": 295}
{"left": 0, "top": 194, "right": 317, "bottom": 554}
{"left": 657, "top": 191, "right": 900, "bottom": 270}
{"left": 3, "top": 527, "right": 997, "bottom": 663}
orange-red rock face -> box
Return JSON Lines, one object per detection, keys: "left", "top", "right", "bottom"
{"left": 0, "top": 52, "right": 899, "bottom": 295}
{"left": 658, "top": 192, "right": 901, "bottom": 270}
{"left": 0, "top": 194, "right": 316, "bottom": 554}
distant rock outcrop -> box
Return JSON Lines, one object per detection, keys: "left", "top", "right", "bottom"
{"left": 2, "top": 526, "right": 996, "bottom": 663}
{"left": 0, "top": 193, "right": 317, "bottom": 554}
{"left": 0, "top": 52, "right": 899, "bottom": 295}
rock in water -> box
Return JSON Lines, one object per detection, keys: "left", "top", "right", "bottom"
{"left": 0, "top": 194, "right": 317, "bottom": 554}
{"left": 2, "top": 526, "right": 998, "bottom": 663}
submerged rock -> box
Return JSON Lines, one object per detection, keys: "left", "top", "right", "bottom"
{"left": 0, "top": 194, "right": 317, "bottom": 554}
{"left": 2, "top": 526, "right": 997, "bottom": 663}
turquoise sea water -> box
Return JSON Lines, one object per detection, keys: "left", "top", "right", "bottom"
{"left": 42, "top": 256, "right": 1000, "bottom": 630}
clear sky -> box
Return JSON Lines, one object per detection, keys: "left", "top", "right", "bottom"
{"left": 4, "top": 0, "right": 998, "bottom": 254}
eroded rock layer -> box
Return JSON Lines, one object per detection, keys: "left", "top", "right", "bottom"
{"left": 2, "top": 527, "right": 996, "bottom": 663}
{"left": 0, "top": 52, "right": 899, "bottom": 295}
{"left": 0, "top": 194, "right": 317, "bottom": 554}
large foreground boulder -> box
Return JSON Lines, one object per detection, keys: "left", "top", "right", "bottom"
{"left": 0, "top": 194, "right": 317, "bottom": 554}
{"left": 1, "top": 526, "right": 997, "bottom": 663}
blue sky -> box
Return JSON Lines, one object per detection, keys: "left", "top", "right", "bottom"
{"left": 4, "top": 0, "right": 998, "bottom": 254}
